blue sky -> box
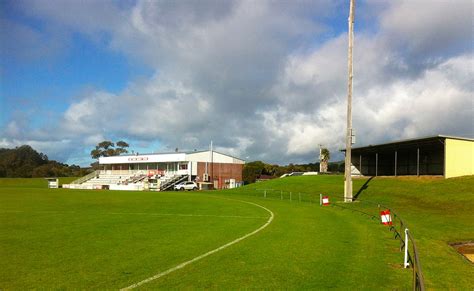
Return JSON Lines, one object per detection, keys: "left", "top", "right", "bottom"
{"left": 0, "top": 0, "right": 472, "bottom": 166}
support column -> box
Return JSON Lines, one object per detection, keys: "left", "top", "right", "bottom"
{"left": 417, "top": 148, "right": 420, "bottom": 176}
{"left": 375, "top": 153, "right": 378, "bottom": 177}
{"left": 443, "top": 140, "right": 446, "bottom": 178}
{"left": 359, "top": 154, "right": 362, "bottom": 176}
{"left": 395, "top": 151, "right": 398, "bottom": 176}
{"left": 188, "top": 162, "right": 192, "bottom": 181}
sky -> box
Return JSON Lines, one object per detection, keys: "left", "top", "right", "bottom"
{"left": 0, "top": 0, "right": 472, "bottom": 166}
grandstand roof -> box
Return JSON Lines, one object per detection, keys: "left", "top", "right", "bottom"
{"left": 342, "top": 135, "right": 473, "bottom": 152}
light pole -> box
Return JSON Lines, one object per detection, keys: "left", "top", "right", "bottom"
{"left": 344, "top": 0, "right": 355, "bottom": 202}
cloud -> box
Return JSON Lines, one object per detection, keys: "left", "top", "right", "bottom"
{"left": 379, "top": 0, "right": 472, "bottom": 57}
{"left": 1, "top": 0, "right": 472, "bottom": 165}
{"left": 0, "top": 18, "right": 69, "bottom": 61}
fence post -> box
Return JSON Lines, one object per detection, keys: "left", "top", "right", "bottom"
{"left": 264, "top": 189, "right": 267, "bottom": 198}
{"left": 320, "top": 194, "right": 322, "bottom": 206}
{"left": 404, "top": 228, "right": 410, "bottom": 268}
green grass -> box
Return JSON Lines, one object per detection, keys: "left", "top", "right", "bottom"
{"left": 1, "top": 175, "right": 472, "bottom": 289}
{"left": 0, "top": 189, "right": 267, "bottom": 289}
{"left": 0, "top": 177, "right": 79, "bottom": 188}
{"left": 229, "top": 175, "right": 474, "bottom": 289}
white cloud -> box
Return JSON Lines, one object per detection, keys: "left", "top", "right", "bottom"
{"left": 379, "top": 0, "right": 472, "bottom": 56}
{"left": 1, "top": 0, "right": 472, "bottom": 165}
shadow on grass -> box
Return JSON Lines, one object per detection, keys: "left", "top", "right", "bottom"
{"left": 353, "top": 176, "right": 374, "bottom": 201}
{"left": 331, "top": 176, "right": 378, "bottom": 222}
{"left": 331, "top": 202, "right": 377, "bottom": 220}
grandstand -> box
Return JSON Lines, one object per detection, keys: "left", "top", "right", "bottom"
{"left": 63, "top": 150, "right": 245, "bottom": 191}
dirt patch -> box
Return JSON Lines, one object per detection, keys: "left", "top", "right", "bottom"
{"left": 388, "top": 262, "right": 404, "bottom": 269}
{"left": 450, "top": 242, "right": 474, "bottom": 263}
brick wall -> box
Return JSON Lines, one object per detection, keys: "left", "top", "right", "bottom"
{"left": 197, "top": 162, "right": 243, "bottom": 189}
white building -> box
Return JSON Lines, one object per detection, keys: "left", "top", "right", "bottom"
{"left": 64, "top": 150, "right": 245, "bottom": 191}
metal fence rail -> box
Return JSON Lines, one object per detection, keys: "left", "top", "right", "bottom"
{"left": 341, "top": 198, "right": 425, "bottom": 291}
{"left": 407, "top": 229, "right": 425, "bottom": 290}
{"left": 247, "top": 188, "right": 425, "bottom": 290}
{"left": 70, "top": 170, "right": 99, "bottom": 184}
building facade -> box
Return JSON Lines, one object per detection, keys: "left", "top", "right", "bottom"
{"left": 345, "top": 135, "right": 473, "bottom": 179}
{"left": 97, "top": 150, "right": 244, "bottom": 189}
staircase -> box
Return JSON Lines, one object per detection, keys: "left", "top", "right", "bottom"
{"left": 160, "top": 174, "right": 188, "bottom": 191}
{"left": 70, "top": 170, "right": 99, "bottom": 184}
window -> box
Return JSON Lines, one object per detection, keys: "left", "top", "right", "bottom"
{"left": 179, "top": 163, "right": 188, "bottom": 170}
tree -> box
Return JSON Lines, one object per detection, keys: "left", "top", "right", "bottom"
{"left": 0, "top": 145, "right": 89, "bottom": 177}
{"left": 242, "top": 161, "right": 266, "bottom": 184}
{"left": 115, "top": 141, "right": 129, "bottom": 155}
{"left": 90, "top": 140, "right": 130, "bottom": 161}
{"left": 320, "top": 148, "right": 330, "bottom": 173}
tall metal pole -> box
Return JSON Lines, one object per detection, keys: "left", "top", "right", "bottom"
{"left": 344, "top": 0, "right": 355, "bottom": 202}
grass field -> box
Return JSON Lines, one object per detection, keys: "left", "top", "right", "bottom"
{"left": 229, "top": 175, "right": 474, "bottom": 289}
{"left": 0, "top": 176, "right": 472, "bottom": 289}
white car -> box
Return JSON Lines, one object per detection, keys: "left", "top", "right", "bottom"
{"left": 174, "top": 181, "right": 198, "bottom": 191}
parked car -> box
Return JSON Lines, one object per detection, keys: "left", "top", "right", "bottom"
{"left": 174, "top": 181, "right": 198, "bottom": 191}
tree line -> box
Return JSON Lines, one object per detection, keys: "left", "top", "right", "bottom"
{"left": 0, "top": 145, "right": 90, "bottom": 178}
{"left": 1, "top": 142, "right": 342, "bottom": 182}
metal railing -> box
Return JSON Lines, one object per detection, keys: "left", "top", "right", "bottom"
{"left": 406, "top": 228, "right": 425, "bottom": 290}
{"left": 339, "top": 198, "right": 425, "bottom": 291}
{"left": 70, "top": 170, "right": 99, "bottom": 184}
{"left": 253, "top": 188, "right": 320, "bottom": 203}
{"left": 244, "top": 188, "right": 425, "bottom": 290}
{"left": 160, "top": 175, "right": 188, "bottom": 191}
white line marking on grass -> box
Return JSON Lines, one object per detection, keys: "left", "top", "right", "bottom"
{"left": 120, "top": 199, "right": 274, "bottom": 290}
{"left": 0, "top": 210, "right": 76, "bottom": 214}
{"left": 0, "top": 211, "right": 265, "bottom": 219}
{"left": 108, "top": 212, "right": 267, "bottom": 219}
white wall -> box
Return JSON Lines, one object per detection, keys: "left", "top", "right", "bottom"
{"left": 186, "top": 151, "right": 245, "bottom": 164}
{"left": 99, "top": 151, "right": 244, "bottom": 166}
{"left": 100, "top": 153, "right": 186, "bottom": 164}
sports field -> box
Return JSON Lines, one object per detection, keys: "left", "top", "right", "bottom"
{"left": 1, "top": 176, "right": 472, "bottom": 289}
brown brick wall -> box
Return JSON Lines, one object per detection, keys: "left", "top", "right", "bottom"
{"left": 197, "top": 162, "right": 243, "bottom": 189}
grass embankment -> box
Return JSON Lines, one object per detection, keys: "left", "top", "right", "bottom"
{"left": 231, "top": 175, "right": 474, "bottom": 289}
{"left": 0, "top": 177, "right": 410, "bottom": 289}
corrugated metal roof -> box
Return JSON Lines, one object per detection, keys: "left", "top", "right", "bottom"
{"left": 341, "top": 135, "right": 473, "bottom": 151}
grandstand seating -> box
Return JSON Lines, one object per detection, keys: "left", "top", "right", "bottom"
{"left": 81, "top": 173, "right": 132, "bottom": 187}
{"left": 67, "top": 171, "right": 188, "bottom": 191}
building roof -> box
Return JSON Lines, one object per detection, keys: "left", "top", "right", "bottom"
{"left": 98, "top": 149, "right": 245, "bottom": 164}
{"left": 187, "top": 149, "right": 245, "bottom": 163}
{"left": 103, "top": 149, "right": 244, "bottom": 161}
{"left": 341, "top": 135, "right": 473, "bottom": 152}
